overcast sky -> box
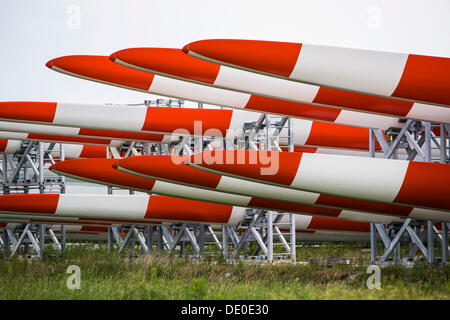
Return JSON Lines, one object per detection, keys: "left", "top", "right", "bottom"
{"left": 1, "top": 0, "right": 449, "bottom": 106}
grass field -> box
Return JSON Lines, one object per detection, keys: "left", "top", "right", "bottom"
{"left": 0, "top": 242, "right": 449, "bottom": 300}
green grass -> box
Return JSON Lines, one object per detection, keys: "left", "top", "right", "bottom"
{"left": 0, "top": 243, "right": 449, "bottom": 299}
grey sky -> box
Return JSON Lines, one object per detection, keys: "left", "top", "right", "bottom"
{"left": 1, "top": 0, "right": 449, "bottom": 106}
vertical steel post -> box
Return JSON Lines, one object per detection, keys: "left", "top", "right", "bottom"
{"left": 146, "top": 226, "right": 153, "bottom": 253}
{"left": 198, "top": 224, "right": 205, "bottom": 258}
{"left": 2, "top": 229, "right": 9, "bottom": 255}
{"left": 108, "top": 226, "right": 113, "bottom": 254}
{"left": 424, "top": 122, "right": 432, "bottom": 162}
{"left": 267, "top": 211, "right": 273, "bottom": 263}
{"left": 38, "top": 142, "right": 44, "bottom": 194}
{"left": 61, "top": 225, "right": 66, "bottom": 255}
{"left": 440, "top": 123, "right": 447, "bottom": 163}
{"left": 157, "top": 226, "right": 163, "bottom": 252}
{"left": 222, "top": 225, "right": 228, "bottom": 260}
{"left": 3, "top": 153, "right": 8, "bottom": 194}
{"left": 180, "top": 241, "right": 186, "bottom": 258}
{"left": 369, "top": 130, "right": 378, "bottom": 263}
{"left": 290, "top": 213, "right": 296, "bottom": 262}
{"left": 265, "top": 114, "right": 271, "bottom": 151}
{"left": 394, "top": 242, "right": 401, "bottom": 262}
{"left": 288, "top": 117, "right": 294, "bottom": 152}
{"left": 39, "top": 224, "right": 45, "bottom": 259}
{"left": 370, "top": 223, "right": 377, "bottom": 263}
{"left": 60, "top": 143, "right": 66, "bottom": 193}
{"left": 442, "top": 222, "right": 448, "bottom": 264}
{"left": 427, "top": 220, "right": 434, "bottom": 264}
{"left": 369, "top": 129, "right": 376, "bottom": 158}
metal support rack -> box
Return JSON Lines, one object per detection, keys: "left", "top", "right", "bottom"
{"left": 220, "top": 209, "right": 296, "bottom": 263}
{"left": 1, "top": 141, "right": 66, "bottom": 194}
{"left": 0, "top": 141, "right": 67, "bottom": 258}
{"left": 103, "top": 99, "right": 297, "bottom": 262}
{"left": 2, "top": 224, "right": 66, "bottom": 259}
{"left": 369, "top": 120, "right": 449, "bottom": 264}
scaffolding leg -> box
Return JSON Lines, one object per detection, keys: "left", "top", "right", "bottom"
{"left": 290, "top": 213, "right": 296, "bottom": 262}
{"left": 118, "top": 225, "right": 136, "bottom": 254}
{"left": 427, "top": 221, "right": 434, "bottom": 264}
{"left": 442, "top": 222, "right": 448, "bottom": 264}
{"left": 157, "top": 227, "right": 163, "bottom": 252}
{"left": 394, "top": 242, "right": 401, "bottom": 262}
{"left": 370, "top": 223, "right": 377, "bottom": 263}
{"left": 10, "top": 224, "right": 28, "bottom": 257}
{"left": 198, "top": 224, "right": 205, "bottom": 258}
{"left": 38, "top": 142, "right": 44, "bottom": 194}
{"left": 380, "top": 219, "right": 412, "bottom": 262}
{"left": 38, "top": 224, "right": 45, "bottom": 259}
{"left": 267, "top": 211, "right": 273, "bottom": 263}
{"left": 60, "top": 225, "right": 66, "bottom": 255}
{"left": 230, "top": 211, "right": 265, "bottom": 260}
{"left": 146, "top": 226, "right": 153, "bottom": 254}
{"left": 184, "top": 227, "right": 200, "bottom": 254}
{"left": 180, "top": 241, "right": 186, "bottom": 258}
{"left": 222, "top": 225, "right": 228, "bottom": 259}
{"left": 107, "top": 226, "right": 113, "bottom": 254}
{"left": 2, "top": 229, "right": 10, "bottom": 255}
{"left": 207, "top": 226, "right": 222, "bottom": 251}
{"left": 135, "top": 228, "right": 149, "bottom": 254}
{"left": 405, "top": 228, "right": 426, "bottom": 260}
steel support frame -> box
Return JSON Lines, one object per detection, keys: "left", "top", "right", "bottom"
{"left": 1, "top": 141, "right": 66, "bottom": 195}
{"left": 108, "top": 225, "right": 151, "bottom": 255}
{"left": 369, "top": 120, "right": 449, "bottom": 264}
{"left": 224, "top": 209, "right": 296, "bottom": 263}
{"left": 3, "top": 224, "right": 65, "bottom": 259}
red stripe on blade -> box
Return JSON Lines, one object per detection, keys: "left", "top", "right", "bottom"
{"left": 118, "top": 155, "right": 222, "bottom": 189}
{"left": 184, "top": 39, "right": 302, "bottom": 77}
{"left": 0, "top": 101, "right": 57, "bottom": 123}
{"left": 112, "top": 48, "right": 221, "bottom": 84}
{"left": 50, "top": 158, "right": 157, "bottom": 191}
{"left": 392, "top": 54, "right": 450, "bottom": 106}
{"left": 46, "top": 55, "right": 155, "bottom": 91}
{"left": 244, "top": 95, "right": 341, "bottom": 122}
{"left": 394, "top": 161, "right": 450, "bottom": 211}
{"left": 145, "top": 195, "right": 233, "bottom": 223}
{"left": 191, "top": 150, "right": 301, "bottom": 186}
{"left": 0, "top": 194, "right": 60, "bottom": 214}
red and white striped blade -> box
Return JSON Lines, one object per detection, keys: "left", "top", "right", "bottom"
{"left": 0, "top": 193, "right": 244, "bottom": 226}
{"left": 0, "top": 120, "right": 170, "bottom": 144}
{"left": 115, "top": 155, "right": 449, "bottom": 221}
{"left": 183, "top": 39, "right": 450, "bottom": 108}
{"left": 0, "top": 130, "right": 119, "bottom": 146}
{"left": 0, "top": 214, "right": 111, "bottom": 228}
{"left": 113, "top": 47, "right": 449, "bottom": 125}
{"left": 50, "top": 158, "right": 400, "bottom": 224}
{"left": 0, "top": 139, "right": 109, "bottom": 159}
{"left": 0, "top": 120, "right": 381, "bottom": 156}
{"left": 0, "top": 194, "right": 371, "bottom": 233}
{"left": 0, "top": 101, "right": 234, "bottom": 137}
{"left": 0, "top": 101, "right": 381, "bottom": 152}
{"left": 185, "top": 150, "right": 450, "bottom": 212}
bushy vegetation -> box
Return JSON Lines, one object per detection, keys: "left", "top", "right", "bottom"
{"left": 0, "top": 243, "right": 448, "bottom": 299}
